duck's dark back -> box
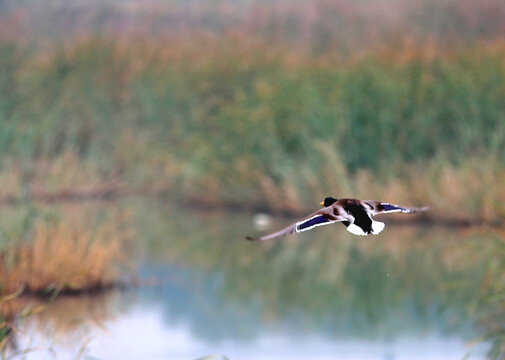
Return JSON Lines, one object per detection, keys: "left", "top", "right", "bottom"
{"left": 339, "top": 199, "right": 373, "bottom": 233}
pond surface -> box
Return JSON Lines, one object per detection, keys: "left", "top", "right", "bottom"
{"left": 10, "top": 199, "right": 502, "bottom": 359}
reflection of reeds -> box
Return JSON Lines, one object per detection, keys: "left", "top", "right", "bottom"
{"left": 142, "top": 203, "right": 505, "bottom": 350}
{"left": 0, "top": 209, "right": 132, "bottom": 295}
{"left": 16, "top": 291, "right": 129, "bottom": 345}
{"left": 0, "top": 286, "right": 44, "bottom": 356}
{"left": 0, "top": 288, "right": 131, "bottom": 358}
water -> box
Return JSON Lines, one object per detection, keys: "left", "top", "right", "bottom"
{"left": 8, "top": 199, "right": 499, "bottom": 359}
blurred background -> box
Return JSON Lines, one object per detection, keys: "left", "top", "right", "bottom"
{"left": 0, "top": 0, "right": 505, "bottom": 359}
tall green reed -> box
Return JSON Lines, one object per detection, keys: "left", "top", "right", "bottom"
{"left": 1, "top": 39, "right": 505, "bottom": 219}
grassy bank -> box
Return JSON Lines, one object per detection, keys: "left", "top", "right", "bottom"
{"left": 1, "top": 37, "right": 504, "bottom": 222}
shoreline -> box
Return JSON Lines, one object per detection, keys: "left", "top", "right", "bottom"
{"left": 0, "top": 189, "right": 501, "bottom": 229}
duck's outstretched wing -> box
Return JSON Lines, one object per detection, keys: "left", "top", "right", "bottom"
{"left": 246, "top": 207, "right": 348, "bottom": 242}
{"left": 362, "top": 200, "right": 429, "bottom": 216}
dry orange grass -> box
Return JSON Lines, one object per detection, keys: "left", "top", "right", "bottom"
{"left": 0, "top": 212, "right": 132, "bottom": 295}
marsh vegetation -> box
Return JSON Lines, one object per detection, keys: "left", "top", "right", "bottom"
{"left": 0, "top": 206, "right": 132, "bottom": 296}
{"left": 0, "top": 0, "right": 504, "bottom": 223}
{"left": 0, "top": 0, "right": 505, "bottom": 358}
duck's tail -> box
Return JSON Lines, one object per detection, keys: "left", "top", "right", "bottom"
{"left": 346, "top": 220, "right": 385, "bottom": 236}
{"left": 371, "top": 220, "right": 385, "bottom": 235}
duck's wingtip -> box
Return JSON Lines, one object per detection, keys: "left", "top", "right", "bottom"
{"left": 420, "top": 206, "right": 429, "bottom": 211}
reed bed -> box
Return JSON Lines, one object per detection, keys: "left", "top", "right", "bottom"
{"left": 1, "top": 1, "right": 505, "bottom": 223}
{"left": 0, "top": 209, "right": 132, "bottom": 296}
{"left": 1, "top": 37, "right": 505, "bottom": 223}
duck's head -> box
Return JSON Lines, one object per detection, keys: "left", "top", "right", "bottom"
{"left": 320, "top": 197, "right": 338, "bottom": 207}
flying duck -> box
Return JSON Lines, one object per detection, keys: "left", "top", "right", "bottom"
{"left": 246, "top": 197, "right": 428, "bottom": 241}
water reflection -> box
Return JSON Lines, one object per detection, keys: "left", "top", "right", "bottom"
{"left": 7, "top": 200, "right": 502, "bottom": 359}
{"left": 18, "top": 292, "right": 486, "bottom": 360}
{"left": 4, "top": 291, "right": 134, "bottom": 357}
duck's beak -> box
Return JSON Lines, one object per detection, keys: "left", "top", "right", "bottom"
{"left": 320, "top": 202, "right": 324, "bottom": 206}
